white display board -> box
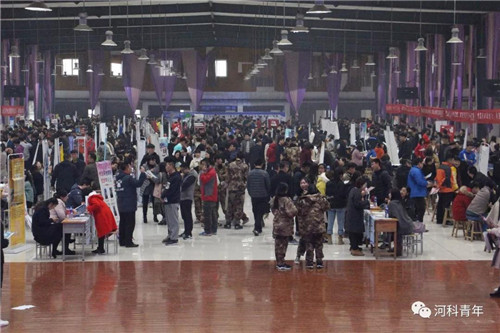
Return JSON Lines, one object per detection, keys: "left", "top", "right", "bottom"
{"left": 350, "top": 123, "right": 356, "bottom": 145}
{"left": 476, "top": 145, "right": 489, "bottom": 175}
{"left": 96, "top": 161, "right": 120, "bottom": 224}
{"left": 384, "top": 129, "right": 400, "bottom": 166}
{"left": 319, "top": 142, "right": 325, "bottom": 164}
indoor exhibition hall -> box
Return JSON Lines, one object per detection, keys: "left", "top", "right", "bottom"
{"left": 1, "top": 1, "right": 500, "bottom": 332}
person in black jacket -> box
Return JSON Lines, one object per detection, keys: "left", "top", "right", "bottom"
{"left": 395, "top": 159, "right": 411, "bottom": 189}
{"left": 325, "top": 167, "right": 349, "bottom": 245}
{"left": 161, "top": 158, "right": 182, "bottom": 245}
{"left": 66, "top": 180, "right": 91, "bottom": 209}
{"left": 115, "top": 162, "right": 146, "bottom": 247}
{"left": 32, "top": 198, "right": 74, "bottom": 258}
{"left": 51, "top": 157, "right": 78, "bottom": 193}
{"left": 31, "top": 162, "right": 44, "bottom": 205}
{"left": 246, "top": 159, "right": 271, "bottom": 236}
{"left": 140, "top": 144, "right": 161, "bottom": 166}
{"left": 70, "top": 149, "right": 86, "bottom": 183}
{"left": 345, "top": 177, "right": 370, "bottom": 256}
{"left": 270, "top": 161, "right": 293, "bottom": 198}
{"left": 248, "top": 139, "right": 264, "bottom": 170}
{"left": 371, "top": 158, "right": 392, "bottom": 206}
{"left": 398, "top": 133, "right": 413, "bottom": 160}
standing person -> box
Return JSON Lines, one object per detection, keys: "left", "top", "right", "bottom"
{"left": 247, "top": 158, "right": 271, "bottom": 236}
{"left": 295, "top": 178, "right": 330, "bottom": 269}
{"left": 214, "top": 155, "right": 229, "bottom": 224}
{"left": 345, "top": 177, "right": 371, "bottom": 256}
{"left": 370, "top": 158, "right": 392, "bottom": 206}
{"left": 161, "top": 158, "right": 182, "bottom": 245}
{"left": 81, "top": 152, "right": 100, "bottom": 191}
{"left": 179, "top": 163, "right": 197, "bottom": 240}
{"left": 248, "top": 139, "right": 264, "bottom": 170}
{"left": 87, "top": 192, "right": 118, "bottom": 255}
{"left": 240, "top": 133, "right": 255, "bottom": 164}
{"left": 325, "top": 167, "right": 349, "bottom": 245}
{"left": 140, "top": 143, "right": 161, "bottom": 165}
{"left": 199, "top": 158, "right": 218, "bottom": 236}
{"left": 140, "top": 156, "right": 159, "bottom": 224}
{"left": 435, "top": 154, "right": 458, "bottom": 225}
{"left": 270, "top": 161, "right": 293, "bottom": 199}
{"left": 271, "top": 183, "right": 298, "bottom": 271}
{"left": 70, "top": 149, "right": 86, "bottom": 183}
{"left": 398, "top": 132, "right": 413, "bottom": 160}
{"left": 51, "top": 156, "right": 78, "bottom": 193}
{"left": 407, "top": 158, "right": 431, "bottom": 222}
{"left": 225, "top": 152, "right": 249, "bottom": 229}
{"left": 115, "top": 162, "right": 146, "bottom": 247}
{"left": 1, "top": 218, "right": 9, "bottom": 327}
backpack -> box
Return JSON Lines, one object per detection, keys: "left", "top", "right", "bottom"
{"left": 438, "top": 164, "right": 452, "bottom": 188}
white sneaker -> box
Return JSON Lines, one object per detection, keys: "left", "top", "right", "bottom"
{"left": 0, "top": 319, "right": 9, "bottom": 327}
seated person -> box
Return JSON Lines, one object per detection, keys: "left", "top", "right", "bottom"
{"left": 50, "top": 190, "right": 69, "bottom": 223}
{"left": 387, "top": 189, "right": 416, "bottom": 256}
{"left": 32, "top": 198, "right": 75, "bottom": 258}
{"left": 452, "top": 185, "right": 475, "bottom": 222}
{"left": 400, "top": 187, "right": 416, "bottom": 221}
{"left": 466, "top": 182, "right": 494, "bottom": 226}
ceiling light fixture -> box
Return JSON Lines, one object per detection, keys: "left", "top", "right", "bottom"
{"left": 25, "top": 1, "right": 52, "bottom": 12}
{"left": 307, "top": 0, "right": 331, "bottom": 15}
{"left": 341, "top": 19, "right": 348, "bottom": 73}
{"left": 340, "top": 63, "right": 348, "bottom": 72}
{"left": 74, "top": 12, "right": 93, "bottom": 32}
{"left": 414, "top": 1, "right": 427, "bottom": 52}
{"left": 351, "top": 59, "right": 360, "bottom": 69}
{"left": 291, "top": 12, "right": 308, "bottom": 33}
{"left": 138, "top": 48, "right": 149, "bottom": 61}
{"left": 386, "top": 7, "right": 398, "bottom": 59}
{"left": 477, "top": 48, "right": 486, "bottom": 59}
{"left": 262, "top": 48, "right": 273, "bottom": 60}
{"left": 101, "top": 0, "right": 116, "bottom": 46}
{"left": 365, "top": 55, "right": 375, "bottom": 66}
{"left": 147, "top": 54, "right": 158, "bottom": 65}
{"left": 9, "top": 4, "right": 20, "bottom": 58}
{"left": 277, "top": 0, "right": 292, "bottom": 46}
{"left": 447, "top": 0, "right": 463, "bottom": 44}
{"left": 270, "top": 40, "right": 283, "bottom": 55}
{"left": 86, "top": 65, "right": 93, "bottom": 73}
{"left": 121, "top": 1, "right": 134, "bottom": 53}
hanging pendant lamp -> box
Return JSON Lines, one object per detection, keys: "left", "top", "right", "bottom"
{"left": 121, "top": 40, "right": 134, "bottom": 54}
{"left": 74, "top": 12, "right": 93, "bottom": 32}
{"left": 270, "top": 40, "right": 283, "bottom": 55}
{"left": 277, "top": 30, "right": 292, "bottom": 46}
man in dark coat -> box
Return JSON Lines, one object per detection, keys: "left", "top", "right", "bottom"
{"left": 270, "top": 161, "right": 294, "bottom": 198}
{"left": 51, "top": 156, "right": 78, "bottom": 193}
{"left": 371, "top": 158, "right": 392, "bottom": 206}
{"left": 115, "top": 162, "right": 146, "bottom": 247}
{"left": 70, "top": 149, "right": 86, "bottom": 183}
{"left": 248, "top": 139, "right": 264, "bottom": 170}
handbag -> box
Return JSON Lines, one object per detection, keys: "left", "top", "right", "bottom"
{"left": 153, "top": 183, "right": 162, "bottom": 199}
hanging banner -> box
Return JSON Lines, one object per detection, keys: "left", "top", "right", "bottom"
{"left": 350, "top": 123, "right": 356, "bottom": 145}
{"left": 1, "top": 105, "right": 24, "bottom": 117}
{"left": 386, "top": 104, "right": 500, "bottom": 124}
{"left": 8, "top": 155, "right": 26, "bottom": 247}
{"left": 96, "top": 161, "right": 120, "bottom": 224}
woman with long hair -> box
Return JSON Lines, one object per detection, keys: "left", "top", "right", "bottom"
{"left": 345, "top": 177, "right": 370, "bottom": 256}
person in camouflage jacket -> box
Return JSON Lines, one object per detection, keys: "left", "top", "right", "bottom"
{"left": 225, "top": 152, "right": 249, "bottom": 229}
{"left": 215, "top": 155, "right": 228, "bottom": 223}
{"left": 285, "top": 142, "right": 301, "bottom": 172}
{"left": 271, "top": 183, "right": 298, "bottom": 270}
{"left": 295, "top": 178, "right": 330, "bottom": 269}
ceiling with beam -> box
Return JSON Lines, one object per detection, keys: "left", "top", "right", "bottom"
{"left": 0, "top": 1, "right": 497, "bottom": 55}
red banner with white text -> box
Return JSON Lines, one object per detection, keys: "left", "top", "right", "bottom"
{"left": 386, "top": 104, "right": 500, "bottom": 124}
{"left": 1, "top": 105, "right": 24, "bottom": 117}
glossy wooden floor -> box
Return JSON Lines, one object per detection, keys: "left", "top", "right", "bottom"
{"left": 1, "top": 260, "right": 500, "bottom": 332}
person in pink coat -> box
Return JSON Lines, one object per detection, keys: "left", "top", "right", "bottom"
{"left": 87, "top": 193, "right": 117, "bottom": 254}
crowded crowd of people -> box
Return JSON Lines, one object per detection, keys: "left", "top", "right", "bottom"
{"left": 2, "top": 115, "right": 500, "bottom": 281}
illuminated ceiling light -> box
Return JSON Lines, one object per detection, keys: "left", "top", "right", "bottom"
{"left": 101, "top": 31, "right": 117, "bottom": 47}
{"left": 414, "top": 37, "right": 428, "bottom": 52}
{"left": 277, "top": 30, "right": 292, "bottom": 46}
{"left": 25, "top": 1, "right": 52, "bottom": 12}
{"left": 365, "top": 55, "right": 376, "bottom": 66}
{"left": 340, "top": 62, "right": 348, "bottom": 72}
{"left": 329, "top": 66, "right": 337, "bottom": 74}
{"left": 138, "top": 48, "right": 149, "bottom": 61}
{"left": 121, "top": 40, "right": 134, "bottom": 54}
{"left": 74, "top": 12, "right": 93, "bottom": 32}
{"left": 86, "top": 65, "right": 94, "bottom": 73}
{"left": 351, "top": 59, "right": 360, "bottom": 69}
{"left": 147, "top": 54, "right": 158, "bottom": 65}
{"left": 477, "top": 48, "right": 486, "bottom": 59}
{"left": 386, "top": 47, "right": 398, "bottom": 59}
{"left": 308, "top": 72, "right": 313, "bottom": 80}
{"left": 262, "top": 48, "right": 273, "bottom": 60}
{"left": 8, "top": 46, "right": 20, "bottom": 58}
{"left": 307, "top": 1, "right": 331, "bottom": 15}
{"left": 291, "top": 13, "right": 309, "bottom": 33}
{"left": 447, "top": 27, "right": 463, "bottom": 44}
{"left": 269, "top": 40, "right": 283, "bottom": 55}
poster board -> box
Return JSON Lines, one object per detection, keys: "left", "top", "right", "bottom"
{"left": 476, "top": 145, "right": 489, "bottom": 175}
{"left": 42, "top": 140, "right": 51, "bottom": 200}
{"left": 159, "top": 137, "right": 169, "bottom": 160}
{"left": 350, "top": 123, "right": 356, "bottom": 145}
{"left": 96, "top": 161, "right": 120, "bottom": 224}
{"left": 384, "top": 130, "right": 400, "bottom": 166}
{"left": 7, "top": 155, "right": 26, "bottom": 248}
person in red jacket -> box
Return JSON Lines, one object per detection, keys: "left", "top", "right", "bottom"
{"left": 200, "top": 158, "right": 218, "bottom": 236}
{"left": 451, "top": 185, "right": 476, "bottom": 222}
{"left": 266, "top": 141, "right": 277, "bottom": 173}
{"left": 87, "top": 193, "right": 118, "bottom": 254}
